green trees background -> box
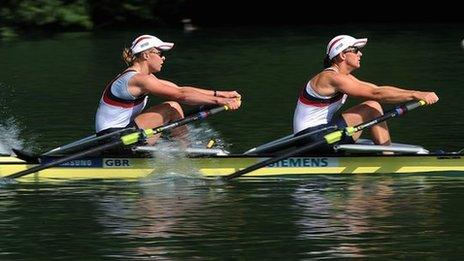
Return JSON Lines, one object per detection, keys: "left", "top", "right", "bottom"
{"left": 0, "top": 0, "right": 189, "bottom": 38}
{"left": 1, "top": 0, "right": 461, "bottom": 39}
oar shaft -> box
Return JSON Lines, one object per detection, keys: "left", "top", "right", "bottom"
{"left": 42, "top": 127, "right": 136, "bottom": 156}
{"left": 4, "top": 105, "right": 229, "bottom": 180}
{"left": 224, "top": 140, "right": 325, "bottom": 180}
{"left": 120, "top": 106, "right": 229, "bottom": 146}
{"left": 154, "top": 106, "right": 228, "bottom": 133}
{"left": 349, "top": 100, "right": 425, "bottom": 135}
{"left": 43, "top": 106, "right": 225, "bottom": 157}
{"left": 224, "top": 100, "right": 427, "bottom": 180}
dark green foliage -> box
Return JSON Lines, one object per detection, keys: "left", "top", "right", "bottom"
{"left": 0, "top": 0, "right": 188, "bottom": 38}
{"left": 1, "top": 0, "right": 92, "bottom": 37}
{"left": 88, "top": 0, "right": 160, "bottom": 28}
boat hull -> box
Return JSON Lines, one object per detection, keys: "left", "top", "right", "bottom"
{"left": 1, "top": 154, "right": 464, "bottom": 182}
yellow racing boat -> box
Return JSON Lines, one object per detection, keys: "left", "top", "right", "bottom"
{"left": 1, "top": 143, "right": 463, "bottom": 182}
{"left": 3, "top": 101, "right": 460, "bottom": 182}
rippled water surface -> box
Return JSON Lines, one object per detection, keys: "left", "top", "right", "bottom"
{"left": 2, "top": 174, "right": 464, "bottom": 259}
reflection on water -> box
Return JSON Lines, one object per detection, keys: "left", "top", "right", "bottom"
{"left": 290, "top": 175, "right": 464, "bottom": 259}
{"left": 1, "top": 174, "right": 464, "bottom": 259}
{"left": 96, "top": 179, "right": 218, "bottom": 259}
{"left": 293, "top": 177, "right": 397, "bottom": 258}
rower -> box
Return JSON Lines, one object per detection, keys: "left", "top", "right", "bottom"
{"left": 94, "top": 34, "right": 242, "bottom": 154}
{"left": 293, "top": 34, "right": 438, "bottom": 153}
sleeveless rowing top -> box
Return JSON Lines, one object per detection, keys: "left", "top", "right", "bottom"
{"left": 293, "top": 68, "right": 347, "bottom": 134}
{"left": 95, "top": 70, "right": 148, "bottom": 133}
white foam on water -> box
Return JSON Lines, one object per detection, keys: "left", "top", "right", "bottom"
{"left": 142, "top": 138, "right": 205, "bottom": 184}
{"left": 0, "top": 118, "right": 27, "bottom": 155}
{"left": 0, "top": 82, "right": 36, "bottom": 155}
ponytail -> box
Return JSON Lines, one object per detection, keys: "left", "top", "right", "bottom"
{"left": 323, "top": 55, "right": 332, "bottom": 69}
{"left": 122, "top": 47, "right": 135, "bottom": 66}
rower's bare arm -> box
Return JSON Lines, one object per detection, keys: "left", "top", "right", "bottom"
{"left": 139, "top": 76, "right": 241, "bottom": 109}
{"left": 182, "top": 87, "right": 241, "bottom": 100}
{"left": 142, "top": 77, "right": 214, "bottom": 104}
{"left": 159, "top": 79, "right": 241, "bottom": 108}
{"left": 361, "top": 80, "right": 439, "bottom": 105}
{"left": 216, "top": 90, "right": 241, "bottom": 99}
{"left": 178, "top": 87, "right": 241, "bottom": 109}
{"left": 333, "top": 75, "right": 439, "bottom": 104}
{"left": 163, "top": 81, "right": 241, "bottom": 100}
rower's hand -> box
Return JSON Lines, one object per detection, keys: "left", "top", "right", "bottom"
{"left": 217, "top": 90, "right": 242, "bottom": 100}
{"left": 218, "top": 97, "right": 241, "bottom": 110}
{"left": 418, "top": 91, "right": 439, "bottom": 105}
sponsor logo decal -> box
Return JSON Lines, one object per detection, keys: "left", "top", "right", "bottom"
{"left": 104, "top": 158, "right": 131, "bottom": 168}
{"left": 267, "top": 157, "right": 334, "bottom": 167}
{"left": 40, "top": 157, "right": 102, "bottom": 167}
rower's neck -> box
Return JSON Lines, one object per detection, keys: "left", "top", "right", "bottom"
{"left": 327, "top": 64, "right": 354, "bottom": 75}
{"left": 325, "top": 66, "right": 339, "bottom": 73}
{"left": 128, "top": 63, "right": 151, "bottom": 75}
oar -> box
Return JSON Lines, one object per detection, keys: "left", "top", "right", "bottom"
{"left": 223, "top": 100, "right": 427, "bottom": 180}
{"left": 243, "top": 125, "right": 338, "bottom": 155}
{"left": 16, "top": 105, "right": 222, "bottom": 160}
{"left": 4, "top": 105, "right": 229, "bottom": 180}
{"left": 11, "top": 105, "right": 225, "bottom": 161}
{"left": 42, "top": 127, "right": 136, "bottom": 156}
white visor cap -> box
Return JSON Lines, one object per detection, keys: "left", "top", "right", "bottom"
{"left": 326, "top": 35, "right": 367, "bottom": 60}
{"left": 130, "top": 34, "right": 174, "bottom": 55}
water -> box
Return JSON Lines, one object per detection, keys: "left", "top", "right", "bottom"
{"left": 2, "top": 175, "right": 464, "bottom": 259}
{"left": 1, "top": 23, "right": 464, "bottom": 259}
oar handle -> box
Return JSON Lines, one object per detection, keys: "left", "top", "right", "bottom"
{"left": 405, "top": 100, "right": 426, "bottom": 111}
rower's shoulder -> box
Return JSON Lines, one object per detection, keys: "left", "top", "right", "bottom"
{"left": 311, "top": 73, "right": 337, "bottom": 93}
{"left": 321, "top": 70, "right": 355, "bottom": 82}
{"left": 316, "top": 72, "right": 358, "bottom": 92}
{"left": 130, "top": 72, "right": 160, "bottom": 84}
{"left": 316, "top": 69, "right": 343, "bottom": 83}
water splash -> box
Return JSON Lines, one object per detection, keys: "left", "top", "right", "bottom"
{"left": 0, "top": 82, "right": 36, "bottom": 155}
{"left": 0, "top": 118, "right": 26, "bottom": 155}
{"left": 141, "top": 123, "right": 229, "bottom": 183}
{"left": 142, "top": 138, "right": 206, "bottom": 183}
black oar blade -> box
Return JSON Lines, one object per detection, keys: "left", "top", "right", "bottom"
{"left": 12, "top": 148, "right": 40, "bottom": 164}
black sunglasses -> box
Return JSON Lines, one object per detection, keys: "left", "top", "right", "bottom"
{"left": 344, "top": 46, "right": 361, "bottom": 54}
{"left": 150, "top": 48, "right": 164, "bottom": 57}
